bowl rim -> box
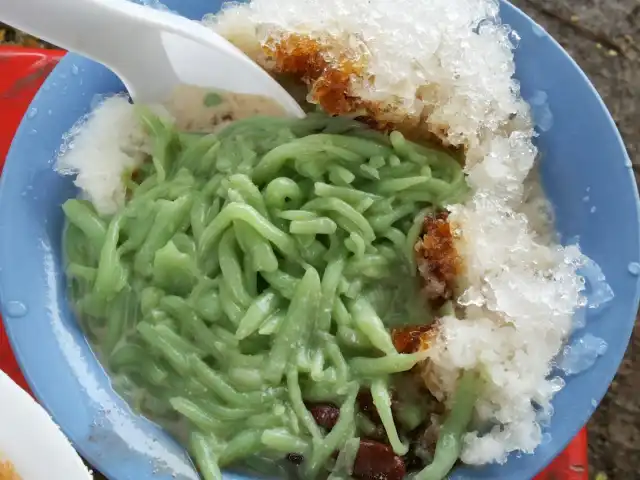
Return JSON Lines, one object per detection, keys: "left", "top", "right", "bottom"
{"left": 1, "top": 1, "right": 639, "bottom": 480}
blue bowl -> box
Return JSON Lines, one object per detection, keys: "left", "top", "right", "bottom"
{"left": 1, "top": 1, "right": 638, "bottom": 479}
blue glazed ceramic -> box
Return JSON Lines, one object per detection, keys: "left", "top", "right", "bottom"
{"left": 1, "top": 1, "right": 638, "bottom": 479}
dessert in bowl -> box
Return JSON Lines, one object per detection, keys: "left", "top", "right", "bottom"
{"left": 0, "top": 1, "right": 638, "bottom": 479}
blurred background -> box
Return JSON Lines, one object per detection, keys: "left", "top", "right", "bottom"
{"left": 0, "top": 0, "right": 638, "bottom": 478}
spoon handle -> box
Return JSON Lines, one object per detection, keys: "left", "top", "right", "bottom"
{"left": 0, "top": 0, "right": 182, "bottom": 100}
{"left": 1, "top": 0, "right": 131, "bottom": 62}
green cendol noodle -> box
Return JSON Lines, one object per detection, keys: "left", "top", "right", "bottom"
{"left": 62, "top": 107, "right": 477, "bottom": 480}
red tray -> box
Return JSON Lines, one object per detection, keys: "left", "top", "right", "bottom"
{"left": 0, "top": 47, "right": 65, "bottom": 393}
{"left": 0, "top": 46, "right": 588, "bottom": 480}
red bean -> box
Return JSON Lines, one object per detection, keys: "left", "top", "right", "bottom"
{"left": 307, "top": 403, "right": 340, "bottom": 430}
{"left": 353, "top": 439, "right": 406, "bottom": 480}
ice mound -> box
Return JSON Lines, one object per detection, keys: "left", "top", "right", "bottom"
{"left": 56, "top": 96, "right": 149, "bottom": 215}
{"left": 208, "top": 0, "right": 533, "bottom": 170}
{"left": 56, "top": 97, "right": 175, "bottom": 215}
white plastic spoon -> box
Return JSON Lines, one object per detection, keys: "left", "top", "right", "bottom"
{"left": 0, "top": 0, "right": 305, "bottom": 117}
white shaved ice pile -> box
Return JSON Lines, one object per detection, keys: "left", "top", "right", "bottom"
{"left": 56, "top": 95, "right": 150, "bottom": 215}
{"left": 55, "top": 0, "right": 613, "bottom": 466}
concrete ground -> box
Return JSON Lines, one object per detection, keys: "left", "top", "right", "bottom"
{"left": 1, "top": 0, "right": 638, "bottom": 478}
{"left": 509, "top": 2, "right": 639, "bottom": 478}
